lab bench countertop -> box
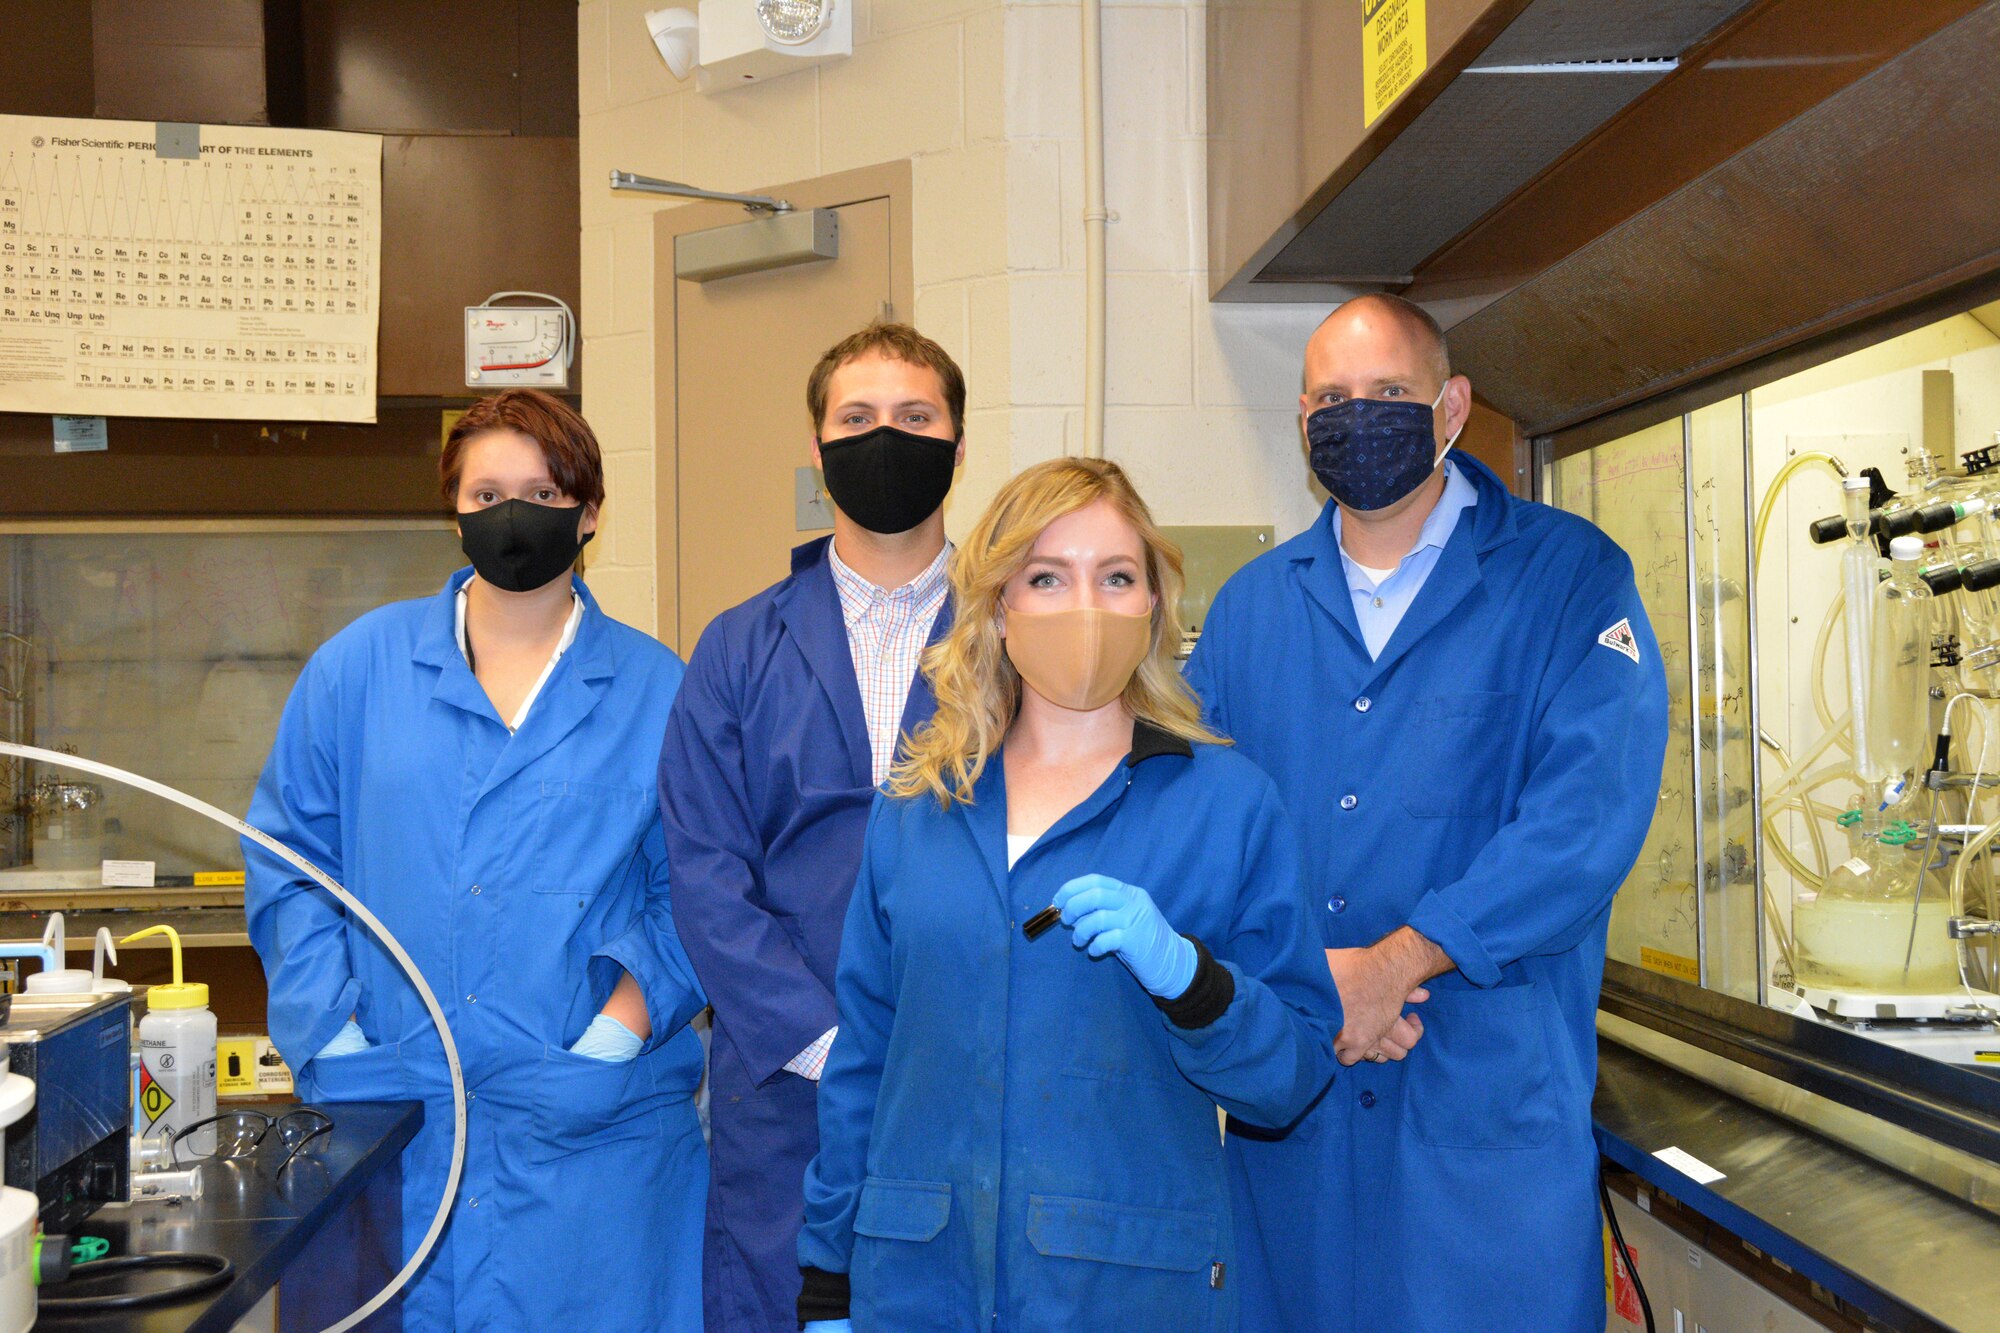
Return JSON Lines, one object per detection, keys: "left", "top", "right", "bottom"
{"left": 1593, "top": 1038, "right": 2000, "bottom": 1333}
{"left": 36, "top": 1099, "right": 421, "bottom": 1333}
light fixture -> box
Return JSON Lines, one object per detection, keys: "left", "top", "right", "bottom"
{"left": 757, "top": 0, "right": 834, "bottom": 46}
{"left": 646, "top": 8, "right": 698, "bottom": 80}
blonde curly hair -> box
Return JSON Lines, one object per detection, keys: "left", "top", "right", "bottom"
{"left": 887, "top": 457, "right": 1224, "bottom": 807}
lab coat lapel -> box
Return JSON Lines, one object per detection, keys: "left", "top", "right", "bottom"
{"left": 777, "top": 540, "right": 872, "bottom": 788}
{"left": 958, "top": 759, "right": 1013, "bottom": 912}
{"left": 1367, "top": 456, "right": 1519, "bottom": 682}
{"left": 1293, "top": 505, "right": 1370, "bottom": 660}
{"left": 954, "top": 734, "right": 1159, "bottom": 916}
{"left": 1365, "top": 524, "right": 1482, "bottom": 680}
{"left": 413, "top": 569, "right": 501, "bottom": 721}
{"left": 895, "top": 594, "right": 954, "bottom": 743}
{"left": 473, "top": 581, "right": 614, "bottom": 804}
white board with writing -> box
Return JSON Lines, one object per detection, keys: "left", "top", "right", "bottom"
{"left": 0, "top": 114, "right": 381, "bottom": 422}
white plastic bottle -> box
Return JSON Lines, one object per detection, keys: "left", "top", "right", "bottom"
{"left": 122, "top": 925, "right": 217, "bottom": 1157}
{"left": 22, "top": 912, "right": 94, "bottom": 996}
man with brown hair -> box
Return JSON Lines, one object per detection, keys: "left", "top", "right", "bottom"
{"left": 662, "top": 323, "right": 965, "bottom": 1332}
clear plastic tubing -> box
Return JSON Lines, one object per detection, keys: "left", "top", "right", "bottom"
{"left": 1842, "top": 476, "right": 1884, "bottom": 785}
{"left": 1868, "top": 535, "right": 1936, "bottom": 806}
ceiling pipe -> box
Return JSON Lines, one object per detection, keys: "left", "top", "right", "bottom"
{"left": 1080, "top": 0, "right": 1108, "bottom": 459}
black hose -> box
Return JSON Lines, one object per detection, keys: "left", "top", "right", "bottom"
{"left": 37, "top": 1251, "right": 234, "bottom": 1311}
{"left": 1600, "top": 1168, "right": 1656, "bottom": 1333}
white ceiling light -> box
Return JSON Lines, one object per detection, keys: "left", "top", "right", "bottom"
{"left": 645, "top": 8, "right": 698, "bottom": 80}
{"left": 757, "top": 0, "right": 834, "bottom": 46}
{"left": 693, "top": 0, "right": 853, "bottom": 93}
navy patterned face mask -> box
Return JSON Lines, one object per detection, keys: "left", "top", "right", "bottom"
{"left": 1306, "top": 383, "right": 1456, "bottom": 512}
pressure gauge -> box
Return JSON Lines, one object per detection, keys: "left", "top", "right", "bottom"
{"left": 464, "top": 292, "right": 574, "bottom": 390}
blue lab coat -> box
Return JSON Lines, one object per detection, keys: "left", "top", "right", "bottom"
{"left": 244, "top": 570, "right": 707, "bottom": 1332}
{"left": 1184, "top": 455, "right": 1669, "bottom": 1333}
{"left": 661, "top": 536, "right": 950, "bottom": 1333}
{"left": 798, "top": 725, "right": 1341, "bottom": 1333}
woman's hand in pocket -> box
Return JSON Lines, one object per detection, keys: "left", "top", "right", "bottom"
{"left": 568, "top": 1013, "right": 643, "bottom": 1063}
{"left": 316, "top": 1019, "right": 370, "bottom": 1060}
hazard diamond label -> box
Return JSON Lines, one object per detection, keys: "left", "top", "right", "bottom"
{"left": 138, "top": 1063, "right": 175, "bottom": 1125}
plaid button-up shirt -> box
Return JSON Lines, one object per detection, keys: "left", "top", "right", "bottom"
{"left": 826, "top": 539, "right": 953, "bottom": 787}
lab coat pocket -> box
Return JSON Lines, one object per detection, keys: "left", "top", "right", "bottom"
{"left": 850, "top": 1177, "right": 957, "bottom": 1332}
{"left": 1025, "top": 1194, "right": 1218, "bottom": 1333}
{"left": 529, "top": 780, "right": 652, "bottom": 894}
{"left": 499, "top": 1046, "right": 706, "bottom": 1329}
{"left": 528, "top": 1043, "right": 654, "bottom": 1163}
{"left": 299, "top": 1041, "right": 404, "bottom": 1104}
{"left": 1398, "top": 692, "right": 1519, "bottom": 818}
{"left": 1401, "top": 983, "right": 1560, "bottom": 1149}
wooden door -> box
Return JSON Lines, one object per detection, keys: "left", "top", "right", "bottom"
{"left": 657, "top": 162, "right": 911, "bottom": 652}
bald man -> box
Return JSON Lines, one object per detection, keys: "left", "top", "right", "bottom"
{"left": 1185, "top": 294, "right": 1668, "bottom": 1331}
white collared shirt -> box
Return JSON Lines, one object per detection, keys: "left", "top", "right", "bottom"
{"left": 455, "top": 580, "right": 585, "bottom": 732}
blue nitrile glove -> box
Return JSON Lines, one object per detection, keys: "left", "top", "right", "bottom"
{"left": 1052, "top": 874, "right": 1198, "bottom": 1000}
{"left": 569, "top": 1013, "right": 643, "bottom": 1063}
{"left": 803, "top": 1323, "right": 852, "bottom": 1333}
{"left": 315, "top": 1020, "right": 369, "bottom": 1060}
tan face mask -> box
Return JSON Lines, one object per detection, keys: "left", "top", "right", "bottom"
{"left": 1003, "top": 605, "right": 1153, "bottom": 712}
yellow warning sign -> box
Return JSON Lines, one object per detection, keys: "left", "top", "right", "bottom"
{"left": 138, "top": 1063, "right": 175, "bottom": 1124}
{"left": 1362, "top": 0, "right": 1427, "bottom": 127}
{"left": 1639, "top": 946, "right": 1701, "bottom": 984}
{"left": 217, "top": 1038, "right": 260, "bottom": 1098}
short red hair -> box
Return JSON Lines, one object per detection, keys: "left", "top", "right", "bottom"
{"left": 440, "top": 389, "right": 606, "bottom": 511}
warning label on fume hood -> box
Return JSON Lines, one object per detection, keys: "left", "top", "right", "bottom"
{"left": 1362, "top": 0, "right": 1426, "bottom": 127}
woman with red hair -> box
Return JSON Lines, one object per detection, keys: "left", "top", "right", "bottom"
{"left": 244, "top": 389, "right": 705, "bottom": 1330}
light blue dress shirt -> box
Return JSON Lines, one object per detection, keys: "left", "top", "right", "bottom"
{"left": 1330, "top": 459, "right": 1480, "bottom": 659}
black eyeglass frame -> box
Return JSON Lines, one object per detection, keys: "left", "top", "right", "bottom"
{"left": 169, "top": 1107, "right": 334, "bottom": 1175}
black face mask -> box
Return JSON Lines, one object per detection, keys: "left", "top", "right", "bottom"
{"left": 817, "top": 425, "right": 957, "bottom": 534}
{"left": 458, "top": 499, "right": 592, "bottom": 593}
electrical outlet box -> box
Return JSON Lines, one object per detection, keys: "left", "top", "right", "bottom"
{"left": 465, "top": 305, "right": 570, "bottom": 389}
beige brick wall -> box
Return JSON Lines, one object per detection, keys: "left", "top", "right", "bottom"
{"left": 1001, "top": 2, "right": 1328, "bottom": 544}
{"left": 577, "top": 0, "right": 1012, "bottom": 634}
{"left": 576, "top": 0, "right": 1330, "bottom": 639}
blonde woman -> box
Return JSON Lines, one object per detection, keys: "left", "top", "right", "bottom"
{"left": 796, "top": 458, "right": 1340, "bottom": 1333}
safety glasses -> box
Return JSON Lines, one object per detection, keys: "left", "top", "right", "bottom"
{"left": 170, "top": 1107, "right": 333, "bottom": 1175}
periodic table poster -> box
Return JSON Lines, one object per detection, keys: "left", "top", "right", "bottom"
{"left": 0, "top": 115, "right": 382, "bottom": 423}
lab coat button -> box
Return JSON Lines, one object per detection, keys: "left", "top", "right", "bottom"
{"left": 466, "top": 994, "right": 476, "bottom": 1003}
{"left": 470, "top": 885, "right": 481, "bottom": 895}
{"left": 1326, "top": 896, "right": 1347, "bottom": 914}
{"left": 1339, "top": 794, "right": 1358, "bottom": 811}
{"left": 1359, "top": 1091, "right": 1377, "bottom": 1109}
{"left": 1354, "top": 697, "right": 1371, "bottom": 713}
{"left": 468, "top": 1196, "right": 478, "bottom": 1207}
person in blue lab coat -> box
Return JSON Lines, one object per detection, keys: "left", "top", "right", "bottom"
{"left": 660, "top": 323, "right": 967, "bottom": 1332}
{"left": 1184, "top": 294, "right": 1671, "bottom": 1332}
{"left": 243, "top": 389, "right": 707, "bottom": 1332}
{"left": 796, "top": 456, "right": 1342, "bottom": 1333}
